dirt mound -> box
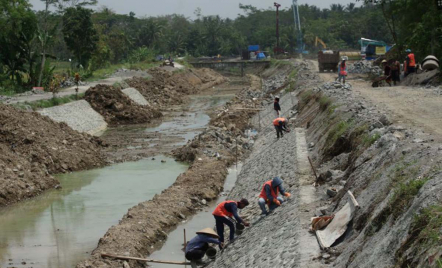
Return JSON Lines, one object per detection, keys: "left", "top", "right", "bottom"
{"left": 126, "top": 68, "right": 227, "bottom": 107}
{"left": 85, "top": 84, "right": 162, "bottom": 125}
{"left": 0, "top": 104, "right": 105, "bottom": 207}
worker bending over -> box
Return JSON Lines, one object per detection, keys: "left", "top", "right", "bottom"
{"left": 259, "top": 177, "right": 291, "bottom": 215}
{"left": 185, "top": 228, "right": 222, "bottom": 267}
{"left": 212, "top": 199, "right": 250, "bottom": 245}
{"left": 273, "top": 117, "right": 289, "bottom": 138}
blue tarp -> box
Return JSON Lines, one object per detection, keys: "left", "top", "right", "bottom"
{"left": 256, "top": 52, "right": 266, "bottom": 60}
{"left": 248, "top": 45, "right": 260, "bottom": 52}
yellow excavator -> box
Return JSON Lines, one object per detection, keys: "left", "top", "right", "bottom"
{"left": 315, "top": 36, "right": 327, "bottom": 49}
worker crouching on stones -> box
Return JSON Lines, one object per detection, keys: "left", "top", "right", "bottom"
{"left": 185, "top": 228, "right": 222, "bottom": 267}
{"left": 273, "top": 117, "right": 289, "bottom": 138}
{"left": 212, "top": 199, "right": 250, "bottom": 245}
{"left": 258, "top": 177, "right": 291, "bottom": 215}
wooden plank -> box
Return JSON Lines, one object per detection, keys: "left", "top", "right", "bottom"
{"left": 101, "top": 253, "right": 191, "bottom": 265}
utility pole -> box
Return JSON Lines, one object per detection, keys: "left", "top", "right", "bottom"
{"left": 292, "top": 0, "right": 303, "bottom": 56}
{"left": 274, "top": 2, "right": 281, "bottom": 54}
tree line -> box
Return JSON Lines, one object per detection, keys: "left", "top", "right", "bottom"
{"left": 0, "top": 0, "right": 440, "bottom": 93}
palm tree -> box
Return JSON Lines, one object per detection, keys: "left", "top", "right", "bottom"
{"left": 346, "top": 3, "right": 356, "bottom": 12}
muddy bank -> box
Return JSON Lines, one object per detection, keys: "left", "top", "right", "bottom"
{"left": 295, "top": 61, "right": 442, "bottom": 267}
{"left": 85, "top": 84, "right": 162, "bottom": 126}
{"left": 0, "top": 104, "right": 105, "bottom": 207}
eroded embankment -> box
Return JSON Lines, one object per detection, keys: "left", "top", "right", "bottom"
{"left": 76, "top": 72, "right": 266, "bottom": 268}
{"left": 0, "top": 104, "right": 105, "bottom": 207}
{"left": 207, "top": 60, "right": 441, "bottom": 268}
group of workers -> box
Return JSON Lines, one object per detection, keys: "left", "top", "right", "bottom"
{"left": 185, "top": 177, "right": 290, "bottom": 267}
{"left": 381, "top": 49, "right": 416, "bottom": 86}
{"left": 338, "top": 49, "right": 416, "bottom": 87}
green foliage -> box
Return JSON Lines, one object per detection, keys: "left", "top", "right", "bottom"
{"left": 0, "top": 0, "right": 37, "bottom": 87}
{"left": 363, "top": 133, "right": 381, "bottom": 146}
{"left": 366, "top": 162, "right": 424, "bottom": 236}
{"left": 128, "top": 47, "right": 155, "bottom": 64}
{"left": 62, "top": 6, "right": 98, "bottom": 66}
{"left": 326, "top": 120, "right": 352, "bottom": 147}
{"left": 13, "top": 93, "right": 84, "bottom": 110}
{"left": 319, "top": 95, "right": 332, "bottom": 111}
{"left": 390, "top": 178, "right": 428, "bottom": 220}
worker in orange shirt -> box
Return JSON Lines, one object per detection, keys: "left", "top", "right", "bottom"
{"left": 273, "top": 117, "right": 289, "bottom": 138}
{"left": 405, "top": 49, "right": 416, "bottom": 77}
{"left": 212, "top": 199, "right": 250, "bottom": 245}
{"left": 258, "top": 177, "right": 291, "bottom": 215}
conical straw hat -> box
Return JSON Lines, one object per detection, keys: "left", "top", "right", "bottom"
{"left": 196, "top": 228, "right": 219, "bottom": 238}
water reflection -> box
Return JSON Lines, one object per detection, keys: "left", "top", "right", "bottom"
{"left": 0, "top": 156, "right": 188, "bottom": 268}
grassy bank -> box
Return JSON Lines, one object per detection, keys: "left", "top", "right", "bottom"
{"left": 13, "top": 93, "right": 84, "bottom": 111}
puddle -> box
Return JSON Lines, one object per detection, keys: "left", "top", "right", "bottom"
{"left": 0, "top": 156, "right": 188, "bottom": 268}
{"left": 149, "top": 164, "right": 242, "bottom": 267}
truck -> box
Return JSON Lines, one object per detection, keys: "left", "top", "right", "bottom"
{"left": 318, "top": 50, "right": 340, "bottom": 72}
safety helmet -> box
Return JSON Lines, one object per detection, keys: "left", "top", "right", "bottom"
{"left": 405, "top": 49, "right": 412, "bottom": 53}
{"left": 382, "top": 60, "right": 387, "bottom": 63}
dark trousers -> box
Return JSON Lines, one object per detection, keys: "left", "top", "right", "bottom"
{"left": 405, "top": 66, "right": 415, "bottom": 77}
{"left": 185, "top": 243, "right": 208, "bottom": 261}
{"left": 392, "top": 70, "right": 400, "bottom": 83}
{"left": 275, "top": 126, "right": 283, "bottom": 138}
{"left": 214, "top": 215, "right": 235, "bottom": 243}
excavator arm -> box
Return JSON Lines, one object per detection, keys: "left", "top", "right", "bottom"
{"left": 315, "top": 37, "right": 327, "bottom": 49}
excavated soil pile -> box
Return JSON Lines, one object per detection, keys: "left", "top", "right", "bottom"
{"left": 76, "top": 159, "right": 228, "bottom": 268}
{"left": 0, "top": 104, "right": 105, "bottom": 206}
{"left": 85, "top": 84, "right": 162, "bottom": 125}
{"left": 126, "top": 68, "right": 226, "bottom": 107}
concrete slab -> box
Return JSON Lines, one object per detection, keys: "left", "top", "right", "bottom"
{"left": 122, "top": 87, "right": 150, "bottom": 106}
{"left": 38, "top": 100, "right": 107, "bottom": 136}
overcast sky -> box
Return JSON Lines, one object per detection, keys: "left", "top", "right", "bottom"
{"left": 29, "top": 0, "right": 358, "bottom": 19}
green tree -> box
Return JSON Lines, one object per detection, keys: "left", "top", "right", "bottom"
{"left": 62, "top": 6, "right": 98, "bottom": 66}
{"left": 0, "top": 0, "right": 37, "bottom": 86}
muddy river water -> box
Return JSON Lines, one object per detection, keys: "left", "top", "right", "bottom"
{"left": 149, "top": 164, "right": 242, "bottom": 268}
{"left": 0, "top": 79, "right": 245, "bottom": 268}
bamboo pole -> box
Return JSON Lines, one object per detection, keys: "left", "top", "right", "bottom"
{"left": 101, "top": 253, "right": 191, "bottom": 265}
{"left": 184, "top": 229, "right": 187, "bottom": 268}
{"left": 308, "top": 156, "right": 319, "bottom": 186}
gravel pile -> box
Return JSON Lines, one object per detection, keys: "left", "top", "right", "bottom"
{"left": 319, "top": 81, "right": 353, "bottom": 91}
{"left": 38, "top": 100, "right": 108, "bottom": 135}
{"left": 122, "top": 87, "right": 150, "bottom": 106}
{"left": 348, "top": 60, "right": 383, "bottom": 75}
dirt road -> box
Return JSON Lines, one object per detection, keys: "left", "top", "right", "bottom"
{"left": 313, "top": 60, "right": 442, "bottom": 139}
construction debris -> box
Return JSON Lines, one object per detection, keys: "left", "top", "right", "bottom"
{"left": 347, "top": 60, "right": 383, "bottom": 75}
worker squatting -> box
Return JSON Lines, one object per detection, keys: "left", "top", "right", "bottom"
{"left": 185, "top": 176, "right": 291, "bottom": 267}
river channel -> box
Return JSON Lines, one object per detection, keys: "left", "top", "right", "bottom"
{"left": 0, "top": 79, "right": 245, "bottom": 268}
